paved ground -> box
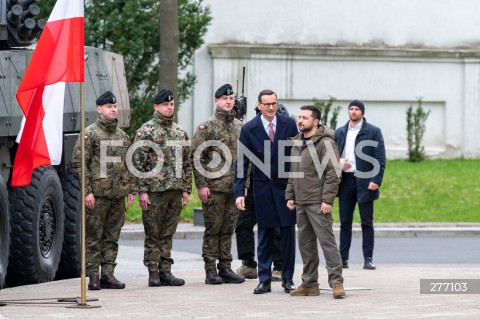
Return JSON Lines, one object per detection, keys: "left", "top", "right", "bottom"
{"left": 0, "top": 264, "right": 479, "bottom": 318}
{"left": 0, "top": 223, "right": 479, "bottom": 319}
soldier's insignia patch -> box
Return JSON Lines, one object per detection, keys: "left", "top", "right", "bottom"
{"left": 199, "top": 126, "right": 205, "bottom": 130}
{"left": 137, "top": 132, "right": 142, "bottom": 137}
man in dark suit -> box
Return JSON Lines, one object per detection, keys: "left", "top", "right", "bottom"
{"left": 234, "top": 89, "right": 298, "bottom": 294}
{"left": 334, "top": 99, "right": 386, "bottom": 270}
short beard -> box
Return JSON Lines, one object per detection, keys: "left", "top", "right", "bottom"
{"left": 300, "top": 125, "right": 313, "bottom": 133}
{"left": 349, "top": 114, "right": 362, "bottom": 123}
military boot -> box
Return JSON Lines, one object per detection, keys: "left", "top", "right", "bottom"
{"left": 218, "top": 268, "right": 245, "bottom": 284}
{"left": 148, "top": 271, "right": 161, "bottom": 287}
{"left": 289, "top": 284, "right": 320, "bottom": 296}
{"left": 333, "top": 283, "right": 346, "bottom": 299}
{"left": 271, "top": 269, "right": 282, "bottom": 282}
{"left": 100, "top": 274, "right": 126, "bottom": 289}
{"left": 235, "top": 264, "right": 257, "bottom": 279}
{"left": 88, "top": 274, "right": 101, "bottom": 290}
{"left": 205, "top": 269, "right": 223, "bottom": 285}
{"left": 159, "top": 271, "right": 185, "bottom": 286}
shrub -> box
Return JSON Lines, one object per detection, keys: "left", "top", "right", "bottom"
{"left": 313, "top": 96, "right": 341, "bottom": 130}
{"left": 406, "top": 98, "right": 430, "bottom": 162}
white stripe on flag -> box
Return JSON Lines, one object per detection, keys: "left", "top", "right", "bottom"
{"left": 48, "top": 0, "right": 84, "bottom": 22}
{"left": 42, "top": 82, "right": 66, "bottom": 165}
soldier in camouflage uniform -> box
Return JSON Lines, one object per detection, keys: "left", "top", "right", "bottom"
{"left": 72, "top": 91, "right": 135, "bottom": 290}
{"left": 133, "top": 89, "right": 192, "bottom": 287}
{"left": 191, "top": 84, "right": 245, "bottom": 285}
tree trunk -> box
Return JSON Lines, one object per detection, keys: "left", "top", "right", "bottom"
{"left": 159, "top": 0, "right": 180, "bottom": 118}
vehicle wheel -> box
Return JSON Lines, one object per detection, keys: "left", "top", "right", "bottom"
{"left": 56, "top": 166, "right": 81, "bottom": 279}
{"left": 6, "top": 166, "right": 64, "bottom": 286}
{"left": 0, "top": 176, "right": 10, "bottom": 289}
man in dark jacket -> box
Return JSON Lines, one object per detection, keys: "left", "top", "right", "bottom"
{"left": 286, "top": 105, "right": 345, "bottom": 299}
{"left": 235, "top": 89, "right": 298, "bottom": 295}
{"left": 235, "top": 104, "right": 290, "bottom": 281}
{"left": 334, "top": 100, "right": 386, "bottom": 270}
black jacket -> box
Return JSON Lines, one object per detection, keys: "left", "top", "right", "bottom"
{"left": 334, "top": 119, "right": 386, "bottom": 203}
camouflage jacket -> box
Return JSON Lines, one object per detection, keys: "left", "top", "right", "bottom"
{"left": 72, "top": 116, "right": 133, "bottom": 198}
{"left": 133, "top": 111, "right": 192, "bottom": 194}
{"left": 191, "top": 109, "right": 242, "bottom": 193}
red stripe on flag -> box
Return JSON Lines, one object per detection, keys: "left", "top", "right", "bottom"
{"left": 12, "top": 87, "right": 50, "bottom": 186}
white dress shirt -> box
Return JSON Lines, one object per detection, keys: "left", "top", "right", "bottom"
{"left": 342, "top": 120, "right": 363, "bottom": 172}
{"left": 261, "top": 115, "right": 277, "bottom": 136}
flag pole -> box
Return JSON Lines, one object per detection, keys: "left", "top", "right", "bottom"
{"left": 80, "top": 81, "right": 87, "bottom": 305}
{"left": 67, "top": 77, "right": 101, "bottom": 309}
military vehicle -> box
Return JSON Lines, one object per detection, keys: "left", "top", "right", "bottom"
{"left": 0, "top": 0, "right": 130, "bottom": 288}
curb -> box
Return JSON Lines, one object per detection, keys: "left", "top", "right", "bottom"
{"left": 120, "top": 223, "right": 480, "bottom": 241}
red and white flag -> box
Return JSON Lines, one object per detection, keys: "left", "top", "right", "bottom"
{"left": 12, "top": 0, "right": 84, "bottom": 186}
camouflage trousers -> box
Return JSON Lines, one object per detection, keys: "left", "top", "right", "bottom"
{"left": 202, "top": 192, "right": 238, "bottom": 270}
{"left": 142, "top": 190, "right": 182, "bottom": 272}
{"left": 86, "top": 196, "right": 126, "bottom": 276}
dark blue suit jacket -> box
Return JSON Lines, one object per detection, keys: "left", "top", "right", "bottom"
{"left": 334, "top": 119, "right": 386, "bottom": 203}
{"left": 235, "top": 113, "right": 298, "bottom": 227}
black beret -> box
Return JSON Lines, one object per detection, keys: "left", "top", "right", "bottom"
{"left": 348, "top": 99, "right": 365, "bottom": 114}
{"left": 153, "top": 89, "right": 174, "bottom": 104}
{"left": 215, "top": 84, "right": 234, "bottom": 98}
{"left": 96, "top": 91, "right": 116, "bottom": 105}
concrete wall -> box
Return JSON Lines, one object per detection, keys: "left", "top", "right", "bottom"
{"left": 178, "top": 0, "right": 480, "bottom": 158}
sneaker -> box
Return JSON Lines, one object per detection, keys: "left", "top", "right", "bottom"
{"left": 342, "top": 260, "right": 349, "bottom": 269}
{"left": 218, "top": 268, "right": 245, "bottom": 284}
{"left": 160, "top": 271, "right": 185, "bottom": 286}
{"left": 271, "top": 269, "right": 282, "bottom": 282}
{"left": 289, "top": 284, "right": 320, "bottom": 296}
{"left": 333, "top": 283, "right": 346, "bottom": 299}
{"left": 235, "top": 264, "right": 258, "bottom": 279}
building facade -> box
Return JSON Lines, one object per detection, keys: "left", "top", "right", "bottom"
{"left": 178, "top": 0, "right": 480, "bottom": 158}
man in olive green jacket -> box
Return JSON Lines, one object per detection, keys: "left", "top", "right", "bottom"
{"left": 285, "top": 105, "right": 345, "bottom": 299}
